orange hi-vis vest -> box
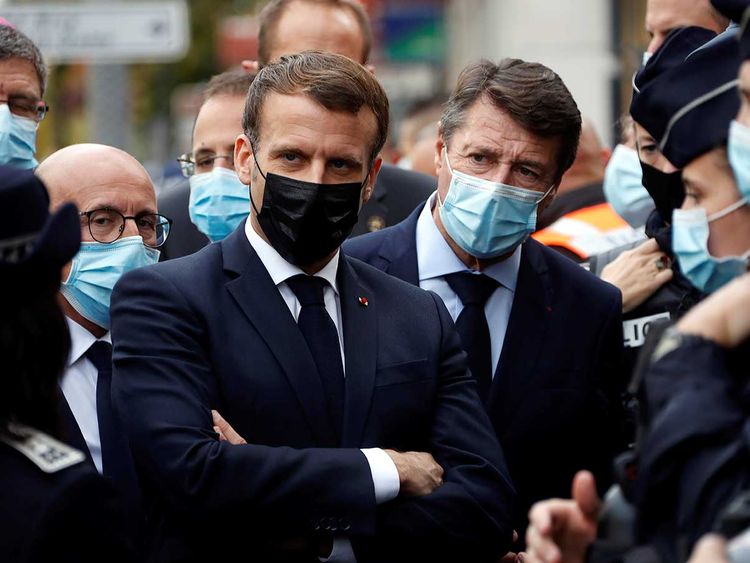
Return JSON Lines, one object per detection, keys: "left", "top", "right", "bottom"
{"left": 532, "top": 202, "right": 645, "bottom": 260}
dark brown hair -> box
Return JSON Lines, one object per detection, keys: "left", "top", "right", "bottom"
{"left": 257, "top": 0, "right": 372, "bottom": 65}
{"left": 203, "top": 69, "right": 256, "bottom": 101}
{"left": 441, "top": 58, "right": 582, "bottom": 181}
{"left": 243, "top": 50, "right": 388, "bottom": 167}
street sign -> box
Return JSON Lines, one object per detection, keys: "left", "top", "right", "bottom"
{"left": 1, "top": 1, "right": 190, "bottom": 64}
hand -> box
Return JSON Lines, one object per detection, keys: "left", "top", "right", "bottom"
{"left": 600, "top": 239, "right": 673, "bottom": 313}
{"left": 687, "top": 534, "right": 728, "bottom": 563}
{"left": 384, "top": 449, "right": 444, "bottom": 497}
{"left": 498, "top": 552, "right": 526, "bottom": 563}
{"left": 497, "top": 530, "right": 525, "bottom": 563}
{"left": 676, "top": 272, "right": 750, "bottom": 348}
{"left": 526, "top": 471, "right": 601, "bottom": 563}
{"left": 212, "top": 410, "right": 247, "bottom": 444}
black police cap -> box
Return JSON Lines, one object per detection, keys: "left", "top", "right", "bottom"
{"left": 630, "top": 33, "right": 741, "bottom": 168}
{"left": 631, "top": 27, "right": 717, "bottom": 111}
{"left": 0, "top": 166, "right": 80, "bottom": 293}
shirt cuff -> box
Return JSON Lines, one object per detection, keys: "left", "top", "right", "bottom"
{"left": 319, "top": 537, "right": 357, "bottom": 562}
{"left": 361, "top": 447, "right": 400, "bottom": 504}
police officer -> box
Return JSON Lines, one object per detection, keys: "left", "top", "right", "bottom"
{"left": 0, "top": 166, "right": 136, "bottom": 562}
{"left": 592, "top": 27, "right": 716, "bottom": 384}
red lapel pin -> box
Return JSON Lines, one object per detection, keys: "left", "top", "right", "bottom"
{"left": 358, "top": 296, "right": 369, "bottom": 307}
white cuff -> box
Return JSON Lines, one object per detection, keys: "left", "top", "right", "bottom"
{"left": 319, "top": 537, "right": 357, "bottom": 562}
{"left": 361, "top": 447, "right": 400, "bottom": 504}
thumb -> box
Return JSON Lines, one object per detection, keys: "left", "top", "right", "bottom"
{"left": 688, "top": 534, "right": 727, "bottom": 562}
{"left": 211, "top": 409, "right": 247, "bottom": 445}
{"left": 572, "top": 470, "right": 601, "bottom": 519}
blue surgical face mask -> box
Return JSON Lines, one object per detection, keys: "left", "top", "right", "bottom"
{"left": 438, "top": 149, "right": 553, "bottom": 258}
{"left": 188, "top": 167, "right": 250, "bottom": 242}
{"left": 0, "top": 103, "right": 38, "bottom": 169}
{"left": 728, "top": 120, "right": 750, "bottom": 202}
{"left": 672, "top": 199, "right": 749, "bottom": 293}
{"left": 60, "top": 236, "right": 160, "bottom": 329}
{"left": 603, "top": 144, "right": 653, "bottom": 228}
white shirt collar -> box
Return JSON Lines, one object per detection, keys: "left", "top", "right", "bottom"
{"left": 415, "top": 195, "right": 521, "bottom": 292}
{"left": 244, "top": 218, "right": 340, "bottom": 294}
{"left": 65, "top": 316, "right": 112, "bottom": 367}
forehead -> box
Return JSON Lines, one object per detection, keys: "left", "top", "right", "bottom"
{"left": 0, "top": 57, "right": 41, "bottom": 98}
{"left": 193, "top": 95, "right": 245, "bottom": 147}
{"left": 645, "top": 0, "right": 712, "bottom": 32}
{"left": 448, "top": 96, "right": 559, "bottom": 165}
{"left": 683, "top": 146, "right": 734, "bottom": 187}
{"left": 63, "top": 160, "right": 155, "bottom": 211}
{"left": 257, "top": 91, "right": 376, "bottom": 155}
{"left": 270, "top": 1, "right": 364, "bottom": 63}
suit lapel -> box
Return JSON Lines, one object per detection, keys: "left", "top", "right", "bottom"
{"left": 222, "top": 226, "right": 337, "bottom": 445}
{"left": 378, "top": 205, "right": 421, "bottom": 284}
{"left": 338, "top": 257, "right": 378, "bottom": 447}
{"left": 488, "top": 240, "right": 554, "bottom": 426}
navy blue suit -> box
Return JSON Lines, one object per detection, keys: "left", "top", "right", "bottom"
{"left": 110, "top": 222, "right": 515, "bottom": 562}
{"left": 344, "top": 206, "right": 625, "bottom": 539}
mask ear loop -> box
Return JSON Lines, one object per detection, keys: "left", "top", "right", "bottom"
{"left": 249, "top": 147, "right": 266, "bottom": 217}
{"left": 707, "top": 197, "right": 748, "bottom": 222}
{"left": 436, "top": 147, "right": 453, "bottom": 209}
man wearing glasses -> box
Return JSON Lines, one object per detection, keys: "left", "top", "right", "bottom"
{"left": 36, "top": 143, "right": 172, "bottom": 553}
{"left": 0, "top": 22, "right": 49, "bottom": 168}
{"left": 159, "top": 69, "right": 254, "bottom": 260}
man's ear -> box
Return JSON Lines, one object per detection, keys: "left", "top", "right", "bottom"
{"left": 234, "top": 134, "right": 255, "bottom": 185}
{"left": 362, "top": 156, "right": 383, "bottom": 204}
{"left": 434, "top": 128, "right": 446, "bottom": 177}
{"left": 240, "top": 60, "right": 260, "bottom": 74}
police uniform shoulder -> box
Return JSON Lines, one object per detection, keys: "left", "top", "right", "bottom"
{"left": 1, "top": 425, "right": 86, "bottom": 473}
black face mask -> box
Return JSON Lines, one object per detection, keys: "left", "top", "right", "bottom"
{"left": 640, "top": 161, "right": 684, "bottom": 223}
{"left": 252, "top": 159, "right": 368, "bottom": 266}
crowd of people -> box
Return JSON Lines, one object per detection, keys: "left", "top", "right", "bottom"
{"left": 0, "top": 0, "right": 749, "bottom": 562}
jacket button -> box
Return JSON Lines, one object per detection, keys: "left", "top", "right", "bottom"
{"left": 322, "top": 518, "right": 332, "bottom": 531}
{"left": 339, "top": 518, "right": 351, "bottom": 531}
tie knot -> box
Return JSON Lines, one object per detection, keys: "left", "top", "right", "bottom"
{"left": 85, "top": 340, "right": 113, "bottom": 373}
{"left": 444, "top": 272, "right": 499, "bottom": 306}
{"left": 286, "top": 274, "right": 328, "bottom": 306}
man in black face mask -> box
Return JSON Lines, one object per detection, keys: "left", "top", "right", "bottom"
{"left": 109, "top": 51, "right": 515, "bottom": 563}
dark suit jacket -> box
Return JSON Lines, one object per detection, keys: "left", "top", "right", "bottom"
{"left": 344, "top": 205, "right": 625, "bottom": 540}
{"left": 157, "top": 165, "right": 435, "bottom": 260}
{"left": 0, "top": 434, "right": 136, "bottom": 562}
{"left": 110, "top": 222, "right": 515, "bottom": 562}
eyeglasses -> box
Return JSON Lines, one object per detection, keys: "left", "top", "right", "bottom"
{"left": 79, "top": 208, "right": 172, "bottom": 248}
{"left": 177, "top": 153, "right": 234, "bottom": 178}
{"left": 2, "top": 96, "right": 49, "bottom": 122}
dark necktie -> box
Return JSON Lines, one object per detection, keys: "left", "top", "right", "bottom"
{"left": 286, "top": 274, "right": 345, "bottom": 441}
{"left": 444, "top": 272, "right": 500, "bottom": 402}
{"left": 86, "top": 341, "right": 139, "bottom": 498}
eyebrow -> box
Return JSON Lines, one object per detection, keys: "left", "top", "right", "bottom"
{"left": 269, "top": 145, "right": 364, "bottom": 166}
{"left": 85, "top": 202, "right": 158, "bottom": 215}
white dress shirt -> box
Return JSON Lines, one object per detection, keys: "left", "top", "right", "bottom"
{"left": 245, "top": 220, "right": 399, "bottom": 562}
{"left": 59, "top": 317, "right": 111, "bottom": 474}
{"left": 415, "top": 196, "right": 521, "bottom": 376}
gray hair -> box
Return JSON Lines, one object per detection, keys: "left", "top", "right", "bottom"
{"left": 441, "top": 58, "right": 581, "bottom": 181}
{"left": 0, "top": 25, "right": 47, "bottom": 95}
